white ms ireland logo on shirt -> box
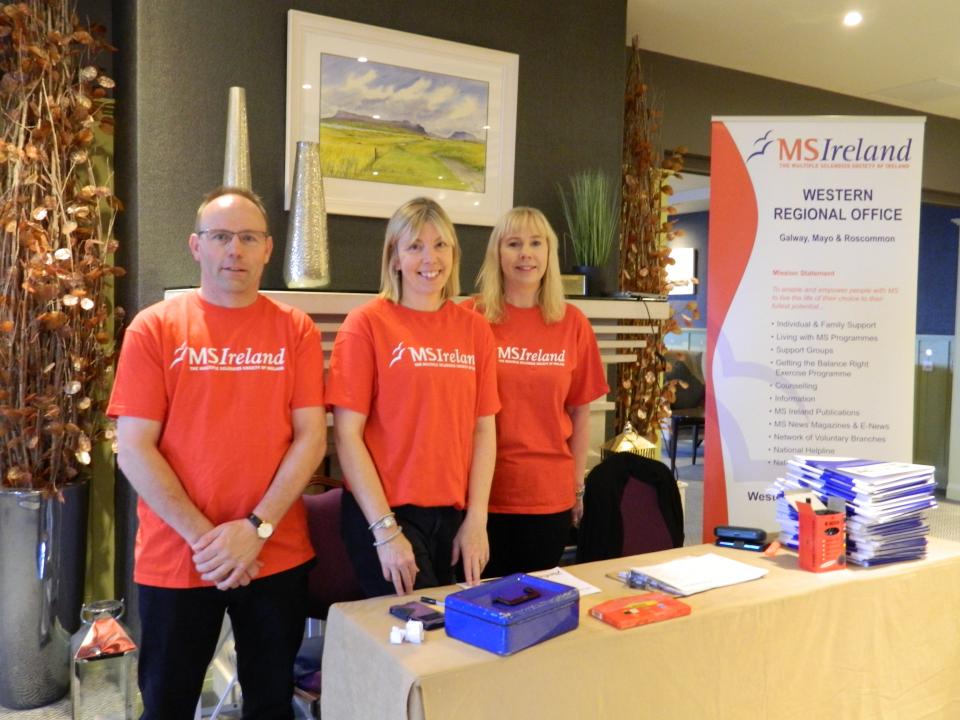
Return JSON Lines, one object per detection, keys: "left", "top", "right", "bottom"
{"left": 388, "top": 341, "right": 475, "bottom": 370}
{"left": 498, "top": 346, "right": 566, "bottom": 367}
{"left": 170, "top": 341, "right": 286, "bottom": 372}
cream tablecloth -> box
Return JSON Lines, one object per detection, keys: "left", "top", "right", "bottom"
{"left": 321, "top": 539, "right": 960, "bottom": 720}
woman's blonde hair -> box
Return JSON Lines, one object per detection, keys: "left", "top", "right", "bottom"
{"left": 476, "top": 207, "right": 565, "bottom": 324}
{"left": 379, "top": 197, "right": 461, "bottom": 303}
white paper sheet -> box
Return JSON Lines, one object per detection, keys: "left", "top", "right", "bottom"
{"left": 629, "top": 552, "right": 768, "bottom": 596}
{"left": 525, "top": 566, "right": 602, "bottom": 597}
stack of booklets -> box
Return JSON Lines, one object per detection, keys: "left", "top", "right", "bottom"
{"left": 771, "top": 456, "right": 936, "bottom": 566}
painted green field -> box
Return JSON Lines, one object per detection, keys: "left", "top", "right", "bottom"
{"left": 320, "top": 120, "right": 486, "bottom": 192}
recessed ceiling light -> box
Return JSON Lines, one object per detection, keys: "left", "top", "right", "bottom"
{"left": 301, "top": 83, "right": 312, "bottom": 90}
{"left": 357, "top": 56, "right": 368, "bottom": 63}
{"left": 843, "top": 10, "right": 863, "bottom": 27}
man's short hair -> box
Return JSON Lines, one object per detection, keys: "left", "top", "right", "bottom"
{"left": 194, "top": 186, "right": 270, "bottom": 233}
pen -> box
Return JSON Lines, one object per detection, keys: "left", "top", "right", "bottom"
{"left": 420, "top": 596, "right": 444, "bottom": 607}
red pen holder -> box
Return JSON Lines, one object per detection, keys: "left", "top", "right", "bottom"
{"left": 797, "top": 500, "right": 846, "bottom": 572}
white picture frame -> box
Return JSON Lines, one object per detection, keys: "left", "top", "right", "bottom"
{"left": 285, "top": 11, "right": 518, "bottom": 226}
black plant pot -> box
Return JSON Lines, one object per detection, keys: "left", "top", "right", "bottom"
{"left": 572, "top": 265, "right": 608, "bottom": 297}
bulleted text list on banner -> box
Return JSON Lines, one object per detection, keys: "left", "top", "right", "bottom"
{"left": 704, "top": 116, "right": 925, "bottom": 535}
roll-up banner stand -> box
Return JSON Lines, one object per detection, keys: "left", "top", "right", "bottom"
{"left": 705, "top": 117, "right": 925, "bottom": 537}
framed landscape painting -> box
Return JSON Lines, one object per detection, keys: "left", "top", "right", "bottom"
{"left": 286, "top": 11, "right": 518, "bottom": 225}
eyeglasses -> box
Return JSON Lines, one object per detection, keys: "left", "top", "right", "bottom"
{"left": 197, "top": 229, "right": 269, "bottom": 246}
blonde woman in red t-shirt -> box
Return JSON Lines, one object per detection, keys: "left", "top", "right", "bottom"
{"left": 327, "top": 198, "right": 500, "bottom": 596}
{"left": 465, "top": 207, "right": 608, "bottom": 577}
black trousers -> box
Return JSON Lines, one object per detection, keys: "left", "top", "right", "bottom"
{"left": 137, "top": 561, "right": 310, "bottom": 720}
{"left": 340, "top": 490, "right": 464, "bottom": 597}
{"left": 484, "top": 510, "right": 573, "bottom": 578}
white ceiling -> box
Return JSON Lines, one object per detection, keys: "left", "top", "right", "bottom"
{"left": 626, "top": 0, "right": 960, "bottom": 121}
{"left": 627, "top": 0, "right": 960, "bottom": 214}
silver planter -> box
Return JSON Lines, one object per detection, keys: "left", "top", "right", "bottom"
{"left": 0, "top": 481, "right": 89, "bottom": 710}
{"left": 284, "top": 140, "right": 330, "bottom": 288}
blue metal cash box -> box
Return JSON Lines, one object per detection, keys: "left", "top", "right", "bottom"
{"left": 444, "top": 573, "right": 579, "bottom": 655}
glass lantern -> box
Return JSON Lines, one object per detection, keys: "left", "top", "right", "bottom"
{"left": 70, "top": 599, "right": 138, "bottom": 720}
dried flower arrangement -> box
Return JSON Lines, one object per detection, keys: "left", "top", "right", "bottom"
{"left": 0, "top": 1, "right": 121, "bottom": 493}
{"left": 616, "top": 38, "right": 700, "bottom": 440}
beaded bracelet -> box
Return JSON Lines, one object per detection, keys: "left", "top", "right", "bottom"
{"left": 368, "top": 511, "right": 397, "bottom": 532}
{"left": 372, "top": 527, "right": 403, "bottom": 547}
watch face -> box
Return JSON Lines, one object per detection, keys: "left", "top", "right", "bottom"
{"left": 380, "top": 515, "right": 397, "bottom": 529}
{"left": 249, "top": 513, "right": 274, "bottom": 539}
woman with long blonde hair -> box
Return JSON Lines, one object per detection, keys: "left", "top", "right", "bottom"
{"left": 464, "top": 207, "right": 607, "bottom": 576}
{"left": 327, "top": 197, "right": 499, "bottom": 595}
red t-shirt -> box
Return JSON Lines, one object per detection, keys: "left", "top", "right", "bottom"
{"left": 107, "top": 292, "right": 324, "bottom": 588}
{"left": 462, "top": 301, "right": 608, "bottom": 514}
{"left": 326, "top": 298, "right": 500, "bottom": 509}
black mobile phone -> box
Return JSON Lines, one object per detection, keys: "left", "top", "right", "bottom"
{"left": 714, "top": 525, "right": 767, "bottom": 543}
{"left": 388, "top": 601, "right": 445, "bottom": 630}
{"left": 493, "top": 586, "right": 541, "bottom": 607}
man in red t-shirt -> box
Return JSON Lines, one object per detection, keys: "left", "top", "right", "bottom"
{"left": 107, "top": 187, "right": 326, "bottom": 719}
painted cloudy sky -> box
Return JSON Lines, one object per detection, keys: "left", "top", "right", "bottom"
{"left": 320, "top": 54, "right": 489, "bottom": 139}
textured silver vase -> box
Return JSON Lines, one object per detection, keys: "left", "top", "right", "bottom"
{"left": 284, "top": 141, "right": 330, "bottom": 288}
{"left": 0, "top": 481, "right": 88, "bottom": 709}
{"left": 223, "top": 86, "right": 251, "bottom": 189}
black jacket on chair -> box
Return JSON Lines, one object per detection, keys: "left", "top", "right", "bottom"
{"left": 576, "top": 452, "right": 685, "bottom": 563}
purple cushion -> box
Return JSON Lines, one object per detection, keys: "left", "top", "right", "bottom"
{"left": 620, "top": 476, "right": 673, "bottom": 555}
{"left": 303, "top": 489, "right": 364, "bottom": 619}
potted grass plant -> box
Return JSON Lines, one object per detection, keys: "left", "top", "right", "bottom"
{"left": 0, "top": 1, "right": 121, "bottom": 709}
{"left": 558, "top": 169, "right": 619, "bottom": 296}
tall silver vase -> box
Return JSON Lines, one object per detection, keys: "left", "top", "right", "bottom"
{"left": 223, "top": 86, "right": 251, "bottom": 189}
{"left": 0, "top": 481, "right": 89, "bottom": 709}
{"left": 284, "top": 141, "right": 330, "bottom": 288}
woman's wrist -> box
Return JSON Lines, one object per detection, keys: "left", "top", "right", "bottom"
{"left": 463, "top": 506, "right": 488, "bottom": 525}
{"left": 372, "top": 521, "right": 399, "bottom": 540}
{"left": 368, "top": 511, "right": 397, "bottom": 532}
{"left": 373, "top": 526, "right": 403, "bottom": 547}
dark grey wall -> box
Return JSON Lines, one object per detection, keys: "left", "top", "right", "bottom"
{"left": 113, "top": 0, "right": 627, "bottom": 313}
{"left": 638, "top": 50, "right": 960, "bottom": 199}
{"left": 113, "top": 7, "right": 960, "bottom": 315}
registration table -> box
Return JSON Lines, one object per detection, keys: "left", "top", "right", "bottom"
{"left": 321, "top": 539, "right": 960, "bottom": 719}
